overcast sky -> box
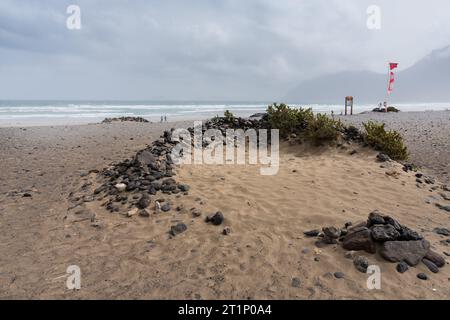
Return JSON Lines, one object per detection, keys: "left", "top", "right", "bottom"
{"left": 1, "top": 0, "right": 450, "bottom": 100}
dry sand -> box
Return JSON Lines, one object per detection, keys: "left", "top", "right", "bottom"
{"left": 0, "top": 113, "right": 450, "bottom": 299}
{"left": 338, "top": 110, "right": 450, "bottom": 184}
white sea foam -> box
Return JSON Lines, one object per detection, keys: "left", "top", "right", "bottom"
{"left": 0, "top": 101, "right": 449, "bottom": 126}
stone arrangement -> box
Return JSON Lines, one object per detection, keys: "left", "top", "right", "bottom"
{"left": 305, "top": 210, "right": 448, "bottom": 279}
{"left": 101, "top": 116, "right": 150, "bottom": 123}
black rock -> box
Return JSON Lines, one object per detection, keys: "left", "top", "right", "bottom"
{"left": 206, "top": 211, "right": 224, "bottom": 226}
{"left": 353, "top": 256, "right": 369, "bottom": 273}
{"left": 342, "top": 229, "right": 376, "bottom": 254}
{"left": 304, "top": 230, "right": 320, "bottom": 237}
{"left": 161, "top": 203, "right": 171, "bottom": 212}
{"left": 396, "top": 262, "right": 409, "bottom": 274}
{"left": 377, "top": 153, "right": 391, "bottom": 162}
{"left": 422, "top": 259, "right": 439, "bottom": 273}
{"left": 384, "top": 216, "right": 403, "bottom": 231}
{"left": 424, "top": 250, "right": 446, "bottom": 268}
{"left": 178, "top": 184, "right": 190, "bottom": 192}
{"left": 379, "top": 240, "right": 430, "bottom": 266}
{"left": 322, "top": 226, "right": 341, "bottom": 244}
{"left": 397, "top": 226, "right": 423, "bottom": 241}
{"left": 371, "top": 225, "right": 400, "bottom": 242}
{"left": 417, "top": 273, "right": 428, "bottom": 281}
{"left": 170, "top": 223, "right": 187, "bottom": 236}
{"left": 291, "top": 277, "right": 301, "bottom": 288}
{"left": 334, "top": 272, "right": 345, "bottom": 279}
{"left": 436, "top": 203, "right": 450, "bottom": 212}
{"left": 137, "top": 195, "right": 151, "bottom": 209}
{"left": 367, "top": 210, "right": 386, "bottom": 227}
{"left": 434, "top": 228, "right": 450, "bottom": 236}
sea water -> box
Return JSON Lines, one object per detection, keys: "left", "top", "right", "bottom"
{"left": 0, "top": 100, "right": 449, "bottom": 126}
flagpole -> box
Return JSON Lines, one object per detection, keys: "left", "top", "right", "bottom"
{"left": 385, "top": 62, "right": 390, "bottom": 111}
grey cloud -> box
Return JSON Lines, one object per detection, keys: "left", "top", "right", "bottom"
{"left": 0, "top": 0, "right": 449, "bottom": 100}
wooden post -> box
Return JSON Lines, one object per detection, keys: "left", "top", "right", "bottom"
{"left": 345, "top": 96, "right": 353, "bottom": 116}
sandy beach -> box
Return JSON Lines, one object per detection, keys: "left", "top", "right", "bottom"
{"left": 0, "top": 111, "right": 450, "bottom": 299}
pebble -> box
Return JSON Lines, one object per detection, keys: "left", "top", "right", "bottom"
{"left": 396, "top": 262, "right": 409, "bottom": 274}
{"left": 206, "top": 211, "right": 224, "bottom": 225}
{"left": 334, "top": 272, "right": 345, "bottom": 279}
{"left": 353, "top": 256, "right": 369, "bottom": 273}
{"left": 291, "top": 278, "right": 301, "bottom": 288}
{"left": 223, "top": 226, "right": 231, "bottom": 235}
{"left": 115, "top": 183, "right": 127, "bottom": 192}
{"left": 161, "top": 203, "right": 171, "bottom": 212}
{"left": 304, "top": 230, "right": 320, "bottom": 237}
{"left": 417, "top": 273, "right": 428, "bottom": 281}
{"left": 170, "top": 223, "right": 187, "bottom": 236}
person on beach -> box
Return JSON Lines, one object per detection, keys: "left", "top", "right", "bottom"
{"left": 160, "top": 116, "right": 163, "bottom": 122}
{"left": 164, "top": 115, "right": 167, "bottom": 122}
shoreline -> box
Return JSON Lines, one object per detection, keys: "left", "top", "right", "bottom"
{"left": 1, "top": 108, "right": 449, "bottom": 128}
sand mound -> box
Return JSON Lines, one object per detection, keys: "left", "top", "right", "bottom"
{"left": 66, "top": 141, "right": 450, "bottom": 299}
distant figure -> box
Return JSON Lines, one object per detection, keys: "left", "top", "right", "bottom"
{"left": 383, "top": 101, "right": 388, "bottom": 112}
{"left": 378, "top": 102, "right": 383, "bottom": 109}
{"left": 160, "top": 116, "right": 163, "bottom": 122}
{"left": 164, "top": 115, "right": 167, "bottom": 122}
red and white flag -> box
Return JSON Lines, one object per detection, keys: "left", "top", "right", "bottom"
{"left": 389, "top": 62, "right": 399, "bottom": 71}
{"left": 387, "top": 72, "right": 395, "bottom": 95}
{"left": 387, "top": 62, "right": 398, "bottom": 95}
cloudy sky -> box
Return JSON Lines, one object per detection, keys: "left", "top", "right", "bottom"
{"left": 1, "top": 0, "right": 450, "bottom": 100}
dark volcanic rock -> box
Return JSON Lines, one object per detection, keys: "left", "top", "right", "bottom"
{"left": 343, "top": 229, "right": 376, "bottom": 254}
{"left": 371, "top": 225, "right": 400, "bottom": 242}
{"left": 417, "top": 273, "right": 428, "bottom": 281}
{"left": 397, "top": 226, "right": 423, "bottom": 241}
{"left": 304, "top": 230, "right": 320, "bottom": 237}
{"left": 384, "top": 216, "right": 402, "bottom": 231}
{"left": 379, "top": 240, "right": 430, "bottom": 266}
{"left": 137, "top": 194, "right": 150, "bottom": 209}
{"left": 424, "top": 250, "right": 446, "bottom": 268}
{"left": 396, "top": 262, "right": 409, "bottom": 274}
{"left": 161, "top": 203, "right": 171, "bottom": 212}
{"left": 353, "top": 256, "right": 369, "bottom": 273}
{"left": 367, "top": 210, "right": 386, "bottom": 227}
{"left": 434, "top": 228, "right": 450, "bottom": 236}
{"left": 376, "top": 153, "right": 391, "bottom": 162}
{"left": 322, "top": 227, "right": 341, "bottom": 244}
{"left": 436, "top": 203, "right": 450, "bottom": 212}
{"left": 170, "top": 223, "right": 187, "bottom": 236}
{"left": 422, "top": 259, "right": 439, "bottom": 273}
{"left": 206, "top": 211, "right": 224, "bottom": 226}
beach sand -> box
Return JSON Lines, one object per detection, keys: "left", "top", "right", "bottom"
{"left": 0, "top": 113, "right": 449, "bottom": 299}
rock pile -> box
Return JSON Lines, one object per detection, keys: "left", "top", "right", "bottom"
{"left": 102, "top": 117, "right": 150, "bottom": 123}
{"left": 305, "top": 210, "right": 447, "bottom": 278}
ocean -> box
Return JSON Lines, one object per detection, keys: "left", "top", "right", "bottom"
{"left": 0, "top": 100, "right": 449, "bottom": 126}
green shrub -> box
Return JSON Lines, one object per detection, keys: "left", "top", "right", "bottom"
{"left": 362, "top": 121, "right": 408, "bottom": 160}
{"left": 305, "top": 113, "right": 343, "bottom": 145}
{"left": 267, "top": 103, "right": 313, "bottom": 138}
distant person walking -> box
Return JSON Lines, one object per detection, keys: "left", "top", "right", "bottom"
{"left": 160, "top": 116, "right": 163, "bottom": 122}
{"left": 164, "top": 115, "right": 167, "bottom": 122}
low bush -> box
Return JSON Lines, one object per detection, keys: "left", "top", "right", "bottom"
{"left": 362, "top": 121, "right": 408, "bottom": 160}
{"left": 305, "top": 113, "right": 343, "bottom": 145}
{"left": 266, "top": 103, "right": 313, "bottom": 138}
